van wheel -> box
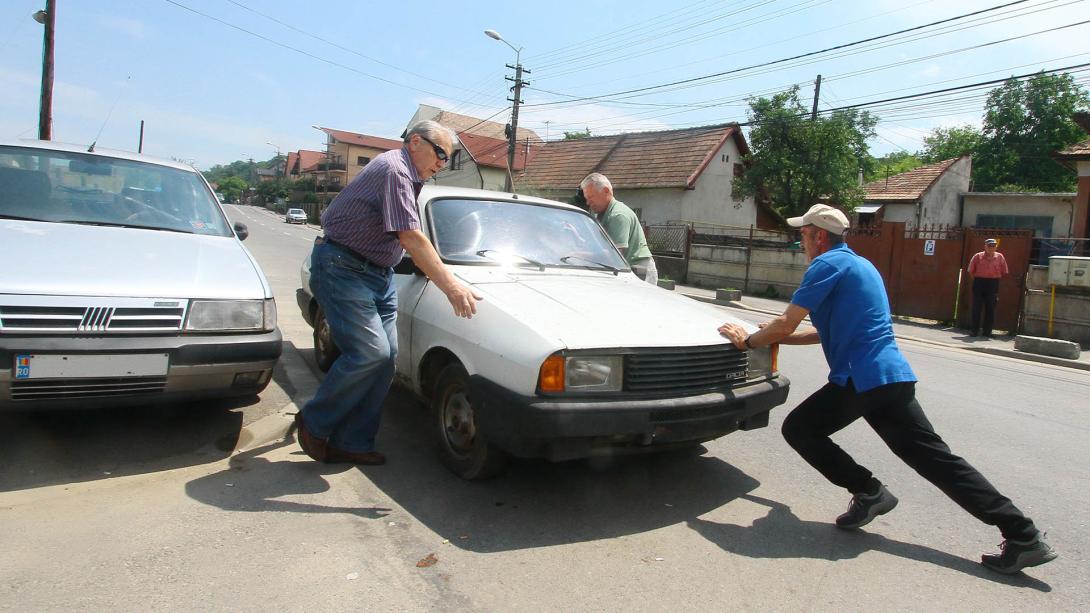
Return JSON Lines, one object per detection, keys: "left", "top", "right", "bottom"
{"left": 433, "top": 363, "right": 508, "bottom": 480}
{"left": 312, "top": 306, "right": 340, "bottom": 372}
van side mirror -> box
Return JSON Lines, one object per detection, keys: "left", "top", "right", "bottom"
{"left": 394, "top": 255, "right": 423, "bottom": 275}
{"left": 234, "top": 222, "right": 249, "bottom": 241}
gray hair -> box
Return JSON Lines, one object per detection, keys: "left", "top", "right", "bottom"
{"left": 826, "top": 231, "right": 845, "bottom": 245}
{"left": 580, "top": 172, "right": 612, "bottom": 192}
{"left": 404, "top": 120, "right": 458, "bottom": 147}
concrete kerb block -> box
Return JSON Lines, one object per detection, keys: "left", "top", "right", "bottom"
{"left": 1014, "top": 335, "right": 1082, "bottom": 360}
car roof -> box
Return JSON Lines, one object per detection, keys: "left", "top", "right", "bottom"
{"left": 0, "top": 139, "right": 198, "bottom": 172}
{"left": 418, "top": 185, "right": 582, "bottom": 212}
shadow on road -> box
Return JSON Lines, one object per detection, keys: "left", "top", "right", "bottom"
{"left": 688, "top": 494, "right": 1052, "bottom": 591}
{"left": 0, "top": 399, "right": 249, "bottom": 493}
{"left": 184, "top": 432, "right": 391, "bottom": 519}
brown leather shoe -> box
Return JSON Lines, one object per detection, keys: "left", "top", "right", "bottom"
{"left": 325, "top": 446, "right": 386, "bottom": 465}
{"left": 294, "top": 412, "right": 327, "bottom": 462}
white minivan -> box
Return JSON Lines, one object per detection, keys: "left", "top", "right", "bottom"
{"left": 298, "top": 186, "right": 789, "bottom": 479}
{"left": 0, "top": 140, "right": 281, "bottom": 410}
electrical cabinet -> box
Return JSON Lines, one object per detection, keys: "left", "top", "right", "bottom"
{"left": 1048, "top": 256, "right": 1090, "bottom": 288}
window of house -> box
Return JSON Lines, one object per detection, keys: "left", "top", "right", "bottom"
{"left": 975, "top": 214, "right": 1053, "bottom": 237}
{"left": 357, "top": 156, "right": 370, "bottom": 166}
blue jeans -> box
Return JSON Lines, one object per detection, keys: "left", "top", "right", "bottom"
{"left": 302, "top": 240, "right": 397, "bottom": 453}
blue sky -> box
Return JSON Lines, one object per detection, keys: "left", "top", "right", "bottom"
{"left": 1, "top": 0, "right": 1087, "bottom": 169}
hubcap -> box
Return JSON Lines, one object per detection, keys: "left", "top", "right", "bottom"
{"left": 443, "top": 388, "right": 476, "bottom": 454}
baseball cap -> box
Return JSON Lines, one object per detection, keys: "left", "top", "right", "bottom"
{"left": 984, "top": 238, "right": 997, "bottom": 245}
{"left": 786, "top": 204, "right": 850, "bottom": 235}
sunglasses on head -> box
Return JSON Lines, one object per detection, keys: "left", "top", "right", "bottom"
{"left": 419, "top": 135, "right": 448, "bottom": 162}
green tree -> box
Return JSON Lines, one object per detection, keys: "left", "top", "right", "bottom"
{"left": 919, "top": 124, "right": 983, "bottom": 164}
{"left": 733, "top": 86, "right": 878, "bottom": 217}
{"left": 974, "top": 72, "right": 1090, "bottom": 192}
{"left": 866, "top": 151, "right": 923, "bottom": 183}
{"left": 563, "top": 127, "right": 592, "bottom": 140}
{"left": 217, "top": 176, "right": 247, "bottom": 203}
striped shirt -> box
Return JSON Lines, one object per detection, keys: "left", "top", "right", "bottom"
{"left": 968, "top": 251, "right": 1008, "bottom": 279}
{"left": 320, "top": 147, "right": 422, "bottom": 267}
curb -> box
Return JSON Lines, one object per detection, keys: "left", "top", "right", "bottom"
{"left": 232, "top": 335, "right": 322, "bottom": 454}
{"left": 681, "top": 292, "right": 1090, "bottom": 372}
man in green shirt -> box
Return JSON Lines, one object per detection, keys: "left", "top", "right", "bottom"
{"left": 580, "top": 173, "right": 657, "bottom": 284}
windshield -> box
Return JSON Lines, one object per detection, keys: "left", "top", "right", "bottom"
{"left": 0, "top": 146, "right": 232, "bottom": 236}
{"left": 429, "top": 197, "right": 628, "bottom": 270}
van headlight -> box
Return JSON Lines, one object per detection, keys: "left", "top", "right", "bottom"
{"left": 538, "top": 354, "right": 623, "bottom": 393}
{"left": 186, "top": 299, "right": 276, "bottom": 332}
{"left": 747, "top": 344, "right": 778, "bottom": 380}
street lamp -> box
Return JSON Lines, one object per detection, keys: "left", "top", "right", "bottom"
{"left": 266, "top": 141, "right": 282, "bottom": 176}
{"left": 484, "top": 28, "right": 528, "bottom": 193}
{"left": 33, "top": 1, "right": 56, "bottom": 140}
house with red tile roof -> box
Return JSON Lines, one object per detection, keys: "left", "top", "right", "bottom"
{"left": 859, "top": 156, "right": 971, "bottom": 230}
{"left": 283, "top": 149, "right": 326, "bottom": 179}
{"left": 309, "top": 127, "right": 403, "bottom": 189}
{"left": 1052, "top": 112, "right": 1090, "bottom": 239}
{"left": 513, "top": 123, "right": 774, "bottom": 228}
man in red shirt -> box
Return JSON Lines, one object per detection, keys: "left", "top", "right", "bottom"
{"left": 967, "top": 238, "right": 1009, "bottom": 338}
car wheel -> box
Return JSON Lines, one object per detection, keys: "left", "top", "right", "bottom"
{"left": 433, "top": 362, "right": 508, "bottom": 480}
{"left": 312, "top": 306, "right": 340, "bottom": 372}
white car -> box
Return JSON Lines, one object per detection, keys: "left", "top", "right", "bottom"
{"left": 0, "top": 140, "right": 281, "bottom": 410}
{"left": 297, "top": 186, "right": 788, "bottom": 479}
{"left": 285, "top": 208, "right": 307, "bottom": 224}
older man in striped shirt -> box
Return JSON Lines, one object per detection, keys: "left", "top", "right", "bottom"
{"left": 296, "top": 120, "right": 480, "bottom": 466}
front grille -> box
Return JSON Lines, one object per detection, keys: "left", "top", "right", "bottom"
{"left": 0, "top": 305, "right": 184, "bottom": 334}
{"left": 625, "top": 345, "right": 748, "bottom": 393}
{"left": 10, "top": 376, "right": 168, "bottom": 401}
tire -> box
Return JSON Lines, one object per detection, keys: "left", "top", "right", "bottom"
{"left": 312, "top": 306, "right": 340, "bottom": 372}
{"left": 432, "top": 362, "right": 508, "bottom": 480}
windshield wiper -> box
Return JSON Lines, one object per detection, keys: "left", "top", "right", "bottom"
{"left": 560, "top": 254, "right": 620, "bottom": 275}
{"left": 57, "top": 220, "right": 194, "bottom": 234}
{"left": 0, "top": 214, "right": 49, "bottom": 222}
{"left": 476, "top": 249, "right": 545, "bottom": 271}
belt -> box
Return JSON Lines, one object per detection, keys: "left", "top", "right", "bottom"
{"left": 317, "top": 236, "right": 389, "bottom": 273}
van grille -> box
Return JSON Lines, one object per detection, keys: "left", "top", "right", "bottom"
{"left": 625, "top": 345, "right": 748, "bottom": 393}
{"left": 10, "top": 376, "right": 168, "bottom": 401}
{"left": 0, "top": 305, "right": 185, "bottom": 334}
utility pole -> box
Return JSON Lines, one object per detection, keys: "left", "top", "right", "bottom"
{"left": 505, "top": 62, "right": 529, "bottom": 192}
{"left": 138, "top": 120, "right": 144, "bottom": 153}
{"left": 34, "top": 0, "right": 56, "bottom": 140}
{"left": 810, "top": 74, "right": 822, "bottom": 121}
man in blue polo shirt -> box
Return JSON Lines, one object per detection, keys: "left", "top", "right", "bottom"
{"left": 717, "top": 204, "right": 1056, "bottom": 575}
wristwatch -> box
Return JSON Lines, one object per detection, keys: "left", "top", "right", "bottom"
{"left": 744, "top": 335, "right": 754, "bottom": 349}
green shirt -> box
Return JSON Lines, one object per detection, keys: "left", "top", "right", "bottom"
{"left": 598, "top": 198, "right": 652, "bottom": 264}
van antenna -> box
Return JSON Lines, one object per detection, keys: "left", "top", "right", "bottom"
{"left": 88, "top": 75, "right": 132, "bottom": 153}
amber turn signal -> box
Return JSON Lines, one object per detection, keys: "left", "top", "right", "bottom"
{"left": 538, "top": 354, "right": 565, "bottom": 392}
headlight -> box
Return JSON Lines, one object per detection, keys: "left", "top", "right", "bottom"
{"left": 747, "top": 343, "right": 778, "bottom": 380}
{"left": 538, "top": 354, "right": 623, "bottom": 393}
{"left": 186, "top": 299, "right": 275, "bottom": 331}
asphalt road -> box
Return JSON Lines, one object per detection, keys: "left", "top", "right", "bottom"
{"left": 1, "top": 204, "right": 1086, "bottom": 611}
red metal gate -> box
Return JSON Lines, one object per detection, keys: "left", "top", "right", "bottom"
{"left": 847, "top": 223, "right": 1032, "bottom": 332}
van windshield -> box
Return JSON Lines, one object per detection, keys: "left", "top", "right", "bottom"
{"left": 0, "top": 146, "right": 232, "bottom": 236}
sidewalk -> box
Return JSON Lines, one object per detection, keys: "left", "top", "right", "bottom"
{"left": 675, "top": 283, "right": 1090, "bottom": 372}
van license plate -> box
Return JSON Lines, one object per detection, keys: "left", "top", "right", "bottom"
{"left": 13, "top": 354, "right": 169, "bottom": 379}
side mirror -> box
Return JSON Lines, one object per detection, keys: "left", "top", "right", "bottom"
{"left": 234, "top": 222, "right": 249, "bottom": 241}
{"left": 394, "top": 255, "right": 423, "bottom": 275}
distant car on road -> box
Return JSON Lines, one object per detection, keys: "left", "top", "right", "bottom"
{"left": 285, "top": 208, "right": 307, "bottom": 224}
{"left": 297, "top": 186, "right": 789, "bottom": 479}
{"left": 0, "top": 140, "right": 281, "bottom": 410}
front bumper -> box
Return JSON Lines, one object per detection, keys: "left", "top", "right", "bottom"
{"left": 469, "top": 373, "right": 790, "bottom": 461}
{"left": 0, "top": 329, "right": 282, "bottom": 410}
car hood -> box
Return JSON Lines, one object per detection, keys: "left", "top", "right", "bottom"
{"left": 2, "top": 220, "right": 267, "bottom": 299}
{"left": 457, "top": 268, "right": 752, "bottom": 349}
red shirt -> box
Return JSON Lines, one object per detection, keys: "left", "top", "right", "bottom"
{"left": 968, "top": 251, "right": 1008, "bottom": 279}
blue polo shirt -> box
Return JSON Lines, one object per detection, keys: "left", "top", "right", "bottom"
{"left": 790, "top": 243, "right": 916, "bottom": 392}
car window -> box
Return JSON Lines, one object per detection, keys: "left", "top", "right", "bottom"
{"left": 0, "top": 146, "right": 232, "bottom": 236}
{"left": 429, "top": 198, "right": 627, "bottom": 270}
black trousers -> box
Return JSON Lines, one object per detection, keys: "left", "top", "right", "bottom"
{"left": 971, "top": 277, "right": 1000, "bottom": 336}
{"left": 781, "top": 380, "right": 1037, "bottom": 541}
